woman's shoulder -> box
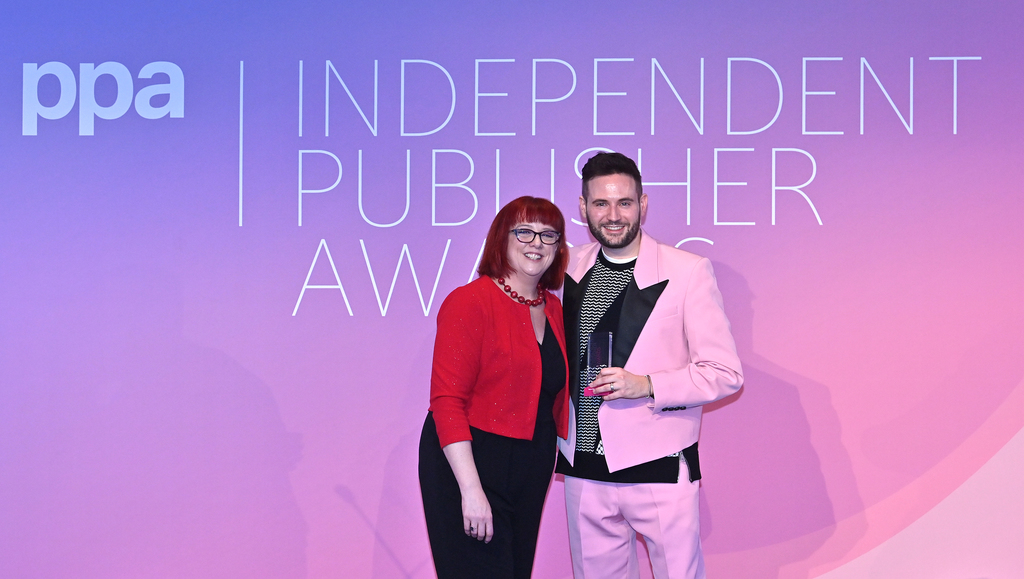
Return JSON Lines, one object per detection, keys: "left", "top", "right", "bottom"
{"left": 439, "top": 277, "right": 497, "bottom": 314}
{"left": 451, "top": 276, "right": 497, "bottom": 299}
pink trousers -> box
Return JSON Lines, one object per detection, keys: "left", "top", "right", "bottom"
{"left": 563, "top": 475, "right": 705, "bottom": 579}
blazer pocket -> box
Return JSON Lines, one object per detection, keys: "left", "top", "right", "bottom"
{"left": 646, "top": 305, "right": 680, "bottom": 322}
{"left": 642, "top": 309, "right": 684, "bottom": 356}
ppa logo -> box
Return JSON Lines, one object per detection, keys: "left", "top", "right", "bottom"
{"left": 22, "top": 61, "right": 184, "bottom": 136}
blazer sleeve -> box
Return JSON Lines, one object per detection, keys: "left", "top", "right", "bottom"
{"left": 429, "top": 289, "right": 484, "bottom": 447}
{"left": 650, "top": 257, "right": 743, "bottom": 410}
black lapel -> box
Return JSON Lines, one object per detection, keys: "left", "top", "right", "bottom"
{"left": 613, "top": 279, "right": 669, "bottom": 368}
{"left": 563, "top": 269, "right": 592, "bottom": 404}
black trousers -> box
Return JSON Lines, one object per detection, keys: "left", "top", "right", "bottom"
{"left": 418, "top": 413, "right": 557, "bottom": 579}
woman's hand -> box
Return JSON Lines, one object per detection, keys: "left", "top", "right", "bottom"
{"left": 441, "top": 440, "right": 495, "bottom": 543}
{"left": 461, "top": 485, "right": 494, "bottom": 543}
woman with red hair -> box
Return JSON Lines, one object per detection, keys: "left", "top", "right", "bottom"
{"left": 419, "top": 196, "right": 570, "bottom": 578}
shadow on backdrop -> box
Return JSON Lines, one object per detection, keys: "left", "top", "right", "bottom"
{"left": 698, "top": 262, "right": 866, "bottom": 578}
{"left": 0, "top": 239, "right": 308, "bottom": 578}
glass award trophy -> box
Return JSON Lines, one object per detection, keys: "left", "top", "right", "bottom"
{"left": 584, "top": 331, "right": 613, "bottom": 396}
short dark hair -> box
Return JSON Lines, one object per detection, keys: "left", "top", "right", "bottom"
{"left": 581, "top": 151, "right": 643, "bottom": 199}
{"left": 477, "top": 196, "right": 569, "bottom": 290}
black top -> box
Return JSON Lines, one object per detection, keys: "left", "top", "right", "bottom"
{"left": 534, "top": 320, "right": 566, "bottom": 436}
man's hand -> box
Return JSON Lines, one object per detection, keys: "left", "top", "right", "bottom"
{"left": 587, "top": 368, "right": 651, "bottom": 400}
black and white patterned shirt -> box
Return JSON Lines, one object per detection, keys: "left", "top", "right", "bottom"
{"left": 575, "top": 253, "right": 635, "bottom": 454}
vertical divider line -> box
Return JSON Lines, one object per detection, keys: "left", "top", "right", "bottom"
{"left": 238, "top": 61, "right": 245, "bottom": 226}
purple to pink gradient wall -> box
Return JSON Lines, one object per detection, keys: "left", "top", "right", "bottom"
{"left": 2, "top": 1, "right": 1022, "bottom": 577}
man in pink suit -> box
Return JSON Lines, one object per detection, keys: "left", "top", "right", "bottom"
{"left": 556, "top": 152, "right": 743, "bottom": 579}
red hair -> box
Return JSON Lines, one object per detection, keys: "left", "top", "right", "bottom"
{"left": 477, "top": 196, "right": 569, "bottom": 290}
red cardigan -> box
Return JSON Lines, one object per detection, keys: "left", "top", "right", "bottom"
{"left": 429, "top": 277, "right": 570, "bottom": 448}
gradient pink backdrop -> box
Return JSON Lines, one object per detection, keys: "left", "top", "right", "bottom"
{"left": 2, "top": 1, "right": 1022, "bottom": 577}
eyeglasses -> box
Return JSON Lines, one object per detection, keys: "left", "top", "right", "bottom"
{"left": 510, "top": 228, "right": 561, "bottom": 245}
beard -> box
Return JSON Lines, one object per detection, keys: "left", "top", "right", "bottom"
{"left": 587, "top": 214, "right": 641, "bottom": 249}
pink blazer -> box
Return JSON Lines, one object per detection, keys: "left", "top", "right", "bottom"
{"left": 557, "top": 232, "right": 743, "bottom": 472}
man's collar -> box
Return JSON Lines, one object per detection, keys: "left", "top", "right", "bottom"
{"left": 599, "top": 248, "right": 637, "bottom": 265}
{"left": 570, "top": 229, "right": 661, "bottom": 289}
{"left": 631, "top": 230, "right": 661, "bottom": 290}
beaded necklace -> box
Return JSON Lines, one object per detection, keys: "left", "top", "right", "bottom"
{"left": 496, "top": 277, "right": 544, "bottom": 307}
